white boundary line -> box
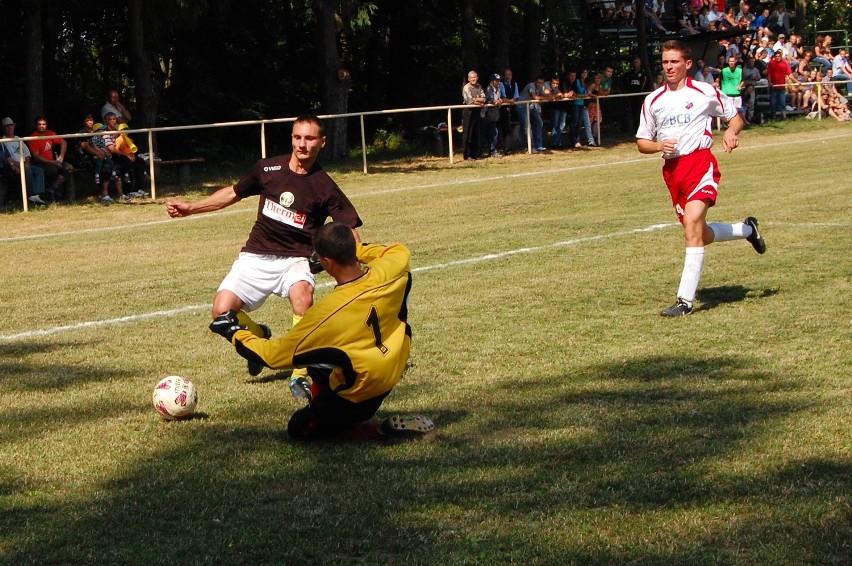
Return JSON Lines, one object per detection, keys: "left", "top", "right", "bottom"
{"left": 0, "top": 222, "right": 676, "bottom": 342}
{"left": 2, "top": 131, "right": 850, "bottom": 244}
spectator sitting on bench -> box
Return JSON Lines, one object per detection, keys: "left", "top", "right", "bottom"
{"left": 78, "top": 114, "right": 124, "bottom": 203}
{"left": 27, "top": 115, "right": 74, "bottom": 202}
{"left": 103, "top": 112, "right": 148, "bottom": 197}
{"left": 2, "top": 116, "right": 47, "bottom": 205}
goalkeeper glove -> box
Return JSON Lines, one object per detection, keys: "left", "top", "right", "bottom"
{"left": 308, "top": 250, "right": 325, "bottom": 274}
{"left": 209, "top": 310, "right": 247, "bottom": 342}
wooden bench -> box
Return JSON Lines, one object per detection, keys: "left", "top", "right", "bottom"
{"left": 156, "top": 157, "right": 205, "bottom": 184}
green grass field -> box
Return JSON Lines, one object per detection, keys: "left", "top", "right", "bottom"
{"left": 1, "top": 121, "right": 850, "bottom": 564}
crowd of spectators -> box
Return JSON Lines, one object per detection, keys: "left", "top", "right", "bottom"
{"left": 462, "top": 66, "right": 622, "bottom": 158}
{"left": 0, "top": 89, "right": 149, "bottom": 206}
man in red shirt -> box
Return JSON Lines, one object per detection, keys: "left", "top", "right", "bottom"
{"left": 27, "top": 116, "right": 74, "bottom": 201}
{"left": 766, "top": 50, "right": 797, "bottom": 120}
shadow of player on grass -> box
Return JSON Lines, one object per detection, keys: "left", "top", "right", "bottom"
{"left": 695, "top": 285, "right": 779, "bottom": 312}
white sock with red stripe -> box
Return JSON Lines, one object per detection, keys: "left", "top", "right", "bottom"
{"left": 676, "top": 247, "right": 705, "bottom": 306}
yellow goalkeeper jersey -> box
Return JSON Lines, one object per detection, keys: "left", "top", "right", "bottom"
{"left": 232, "top": 242, "right": 412, "bottom": 403}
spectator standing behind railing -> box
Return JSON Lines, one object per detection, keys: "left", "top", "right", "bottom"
{"left": 518, "top": 75, "right": 547, "bottom": 152}
{"left": 768, "top": 2, "right": 791, "bottom": 39}
{"left": 1, "top": 117, "right": 46, "bottom": 205}
{"left": 461, "top": 70, "right": 486, "bottom": 160}
{"left": 767, "top": 49, "right": 797, "bottom": 119}
{"left": 720, "top": 56, "right": 745, "bottom": 118}
{"left": 27, "top": 116, "right": 74, "bottom": 202}
{"left": 545, "top": 73, "right": 571, "bottom": 149}
{"left": 500, "top": 68, "right": 520, "bottom": 154}
{"left": 485, "top": 73, "right": 506, "bottom": 157}
{"left": 624, "top": 57, "right": 649, "bottom": 133}
{"left": 570, "top": 69, "right": 596, "bottom": 148}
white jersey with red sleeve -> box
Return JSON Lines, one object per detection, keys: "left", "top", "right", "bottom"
{"left": 636, "top": 77, "right": 737, "bottom": 158}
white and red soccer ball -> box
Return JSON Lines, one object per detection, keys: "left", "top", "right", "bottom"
{"left": 153, "top": 376, "right": 198, "bottom": 420}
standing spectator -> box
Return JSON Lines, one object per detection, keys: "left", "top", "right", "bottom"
{"left": 485, "top": 73, "right": 506, "bottom": 157}
{"left": 461, "top": 70, "right": 486, "bottom": 160}
{"left": 586, "top": 72, "right": 605, "bottom": 142}
{"left": 570, "top": 69, "right": 596, "bottom": 147}
{"left": 78, "top": 114, "right": 123, "bottom": 203}
{"left": 500, "top": 68, "right": 520, "bottom": 154}
{"left": 518, "top": 75, "right": 547, "bottom": 152}
{"left": 209, "top": 222, "right": 434, "bottom": 442}
{"left": 166, "top": 114, "right": 362, "bottom": 384}
{"left": 600, "top": 66, "right": 615, "bottom": 95}
{"left": 625, "top": 56, "right": 649, "bottom": 132}
{"left": 720, "top": 56, "right": 745, "bottom": 117}
{"left": 767, "top": 49, "right": 797, "bottom": 118}
{"left": 545, "top": 73, "right": 571, "bottom": 149}
{"left": 635, "top": 40, "right": 765, "bottom": 317}
{"left": 741, "top": 55, "right": 764, "bottom": 123}
{"left": 101, "top": 89, "right": 133, "bottom": 125}
{"left": 27, "top": 116, "right": 75, "bottom": 201}
{"left": 768, "top": 2, "right": 790, "bottom": 38}
{"left": 1, "top": 117, "right": 47, "bottom": 205}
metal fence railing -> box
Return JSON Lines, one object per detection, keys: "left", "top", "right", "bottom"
{"left": 2, "top": 77, "right": 849, "bottom": 212}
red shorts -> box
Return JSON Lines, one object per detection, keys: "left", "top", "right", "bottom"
{"left": 661, "top": 149, "right": 720, "bottom": 223}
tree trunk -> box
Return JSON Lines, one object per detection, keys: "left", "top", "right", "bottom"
{"left": 490, "top": 0, "right": 510, "bottom": 73}
{"left": 523, "top": 0, "right": 542, "bottom": 82}
{"left": 461, "top": 0, "right": 478, "bottom": 74}
{"left": 129, "top": 0, "right": 157, "bottom": 129}
{"left": 636, "top": 0, "right": 652, "bottom": 83}
{"left": 313, "top": 0, "right": 350, "bottom": 160}
{"left": 24, "top": 0, "right": 43, "bottom": 127}
{"left": 794, "top": 0, "right": 807, "bottom": 36}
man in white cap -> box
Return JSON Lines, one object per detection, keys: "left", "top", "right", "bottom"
{"left": 1, "top": 117, "right": 47, "bottom": 205}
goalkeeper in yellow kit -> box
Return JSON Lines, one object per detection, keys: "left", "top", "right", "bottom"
{"left": 210, "top": 222, "right": 434, "bottom": 441}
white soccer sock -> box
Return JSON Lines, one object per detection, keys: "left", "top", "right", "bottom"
{"left": 676, "top": 247, "right": 705, "bottom": 305}
{"left": 709, "top": 221, "right": 750, "bottom": 242}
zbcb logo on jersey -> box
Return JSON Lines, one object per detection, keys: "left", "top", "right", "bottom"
{"left": 663, "top": 113, "right": 692, "bottom": 126}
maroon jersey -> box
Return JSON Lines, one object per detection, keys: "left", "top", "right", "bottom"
{"left": 234, "top": 155, "right": 362, "bottom": 258}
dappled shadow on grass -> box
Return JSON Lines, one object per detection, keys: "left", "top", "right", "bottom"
{"left": 0, "top": 339, "right": 119, "bottom": 392}
{"left": 4, "top": 353, "right": 849, "bottom": 564}
{"left": 695, "top": 284, "right": 779, "bottom": 312}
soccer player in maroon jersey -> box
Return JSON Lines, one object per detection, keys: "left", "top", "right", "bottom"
{"left": 167, "top": 115, "right": 362, "bottom": 376}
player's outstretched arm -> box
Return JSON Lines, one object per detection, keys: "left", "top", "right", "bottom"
{"left": 166, "top": 185, "right": 240, "bottom": 217}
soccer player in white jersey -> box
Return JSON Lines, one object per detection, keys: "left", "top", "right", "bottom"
{"left": 636, "top": 40, "right": 766, "bottom": 317}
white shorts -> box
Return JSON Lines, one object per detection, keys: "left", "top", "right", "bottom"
{"left": 218, "top": 252, "right": 315, "bottom": 312}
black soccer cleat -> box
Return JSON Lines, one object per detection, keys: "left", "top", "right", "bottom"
{"left": 744, "top": 216, "right": 766, "bottom": 254}
{"left": 661, "top": 299, "right": 694, "bottom": 317}
{"left": 247, "top": 323, "right": 272, "bottom": 377}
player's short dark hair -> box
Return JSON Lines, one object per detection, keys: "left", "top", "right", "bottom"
{"left": 313, "top": 222, "right": 356, "bottom": 265}
{"left": 294, "top": 114, "right": 325, "bottom": 137}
